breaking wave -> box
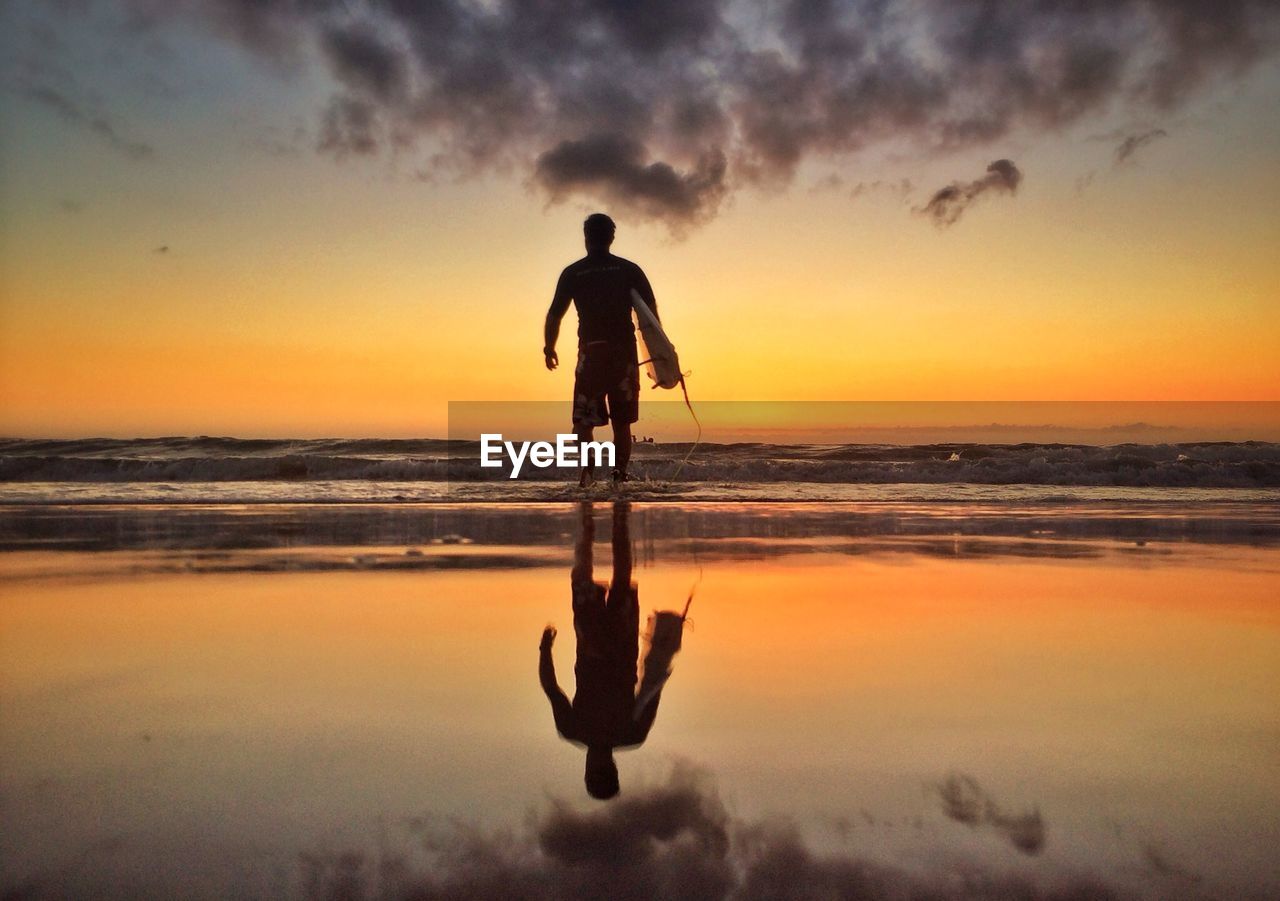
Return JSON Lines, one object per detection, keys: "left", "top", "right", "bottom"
{"left": 2, "top": 438, "right": 1279, "bottom": 487}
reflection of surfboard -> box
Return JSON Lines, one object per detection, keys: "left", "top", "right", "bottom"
{"left": 630, "top": 288, "right": 681, "bottom": 389}
{"left": 633, "top": 596, "right": 693, "bottom": 720}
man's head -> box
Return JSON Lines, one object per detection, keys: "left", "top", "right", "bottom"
{"left": 585, "top": 744, "right": 619, "bottom": 799}
{"left": 583, "top": 213, "right": 615, "bottom": 254}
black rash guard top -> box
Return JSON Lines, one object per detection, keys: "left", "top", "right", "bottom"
{"left": 546, "top": 252, "right": 659, "bottom": 346}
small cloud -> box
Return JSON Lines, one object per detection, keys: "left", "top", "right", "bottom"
{"left": 24, "top": 83, "right": 154, "bottom": 161}
{"left": 916, "top": 160, "right": 1022, "bottom": 227}
{"left": 153, "top": 245, "right": 170, "bottom": 254}
{"left": 1114, "top": 128, "right": 1168, "bottom": 164}
{"left": 851, "top": 178, "right": 914, "bottom": 202}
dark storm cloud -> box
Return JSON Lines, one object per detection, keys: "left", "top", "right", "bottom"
{"left": 535, "top": 135, "right": 729, "bottom": 228}
{"left": 24, "top": 83, "right": 153, "bottom": 160}
{"left": 320, "top": 22, "right": 405, "bottom": 102}
{"left": 917, "top": 159, "right": 1022, "bottom": 227}
{"left": 1133, "top": 0, "right": 1270, "bottom": 110}
{"left": 119, "top": 0, "right": 1280, "bottom": 232}
{"left": 1115, "top": 128, "right": 1169, "bottom": 163}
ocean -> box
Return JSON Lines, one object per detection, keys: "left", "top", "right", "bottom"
{"left": 2, "top": 436, "right": 1278, "bottom": 504}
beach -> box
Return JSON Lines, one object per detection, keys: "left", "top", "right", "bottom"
{"left": 7, "top": 0, "right": 1280, "bottom": 894}
{"left": 2, "top": 496, "right": 1277, "bottom": 899}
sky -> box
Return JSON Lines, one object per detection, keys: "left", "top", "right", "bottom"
{"left": 0, "top": 0, "right": 1278, "bottom": 438}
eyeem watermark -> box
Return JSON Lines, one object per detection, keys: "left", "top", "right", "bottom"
{"left": 480, "top": 433, "right": 615, "bottom": 478}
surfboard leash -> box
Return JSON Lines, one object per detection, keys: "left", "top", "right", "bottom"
{"left": 670, "top": 373, "right": 702, "bottom": 480}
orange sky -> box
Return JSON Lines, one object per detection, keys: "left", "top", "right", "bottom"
{"left": 1, "top": 3, "right": 1278, "bottom": 438}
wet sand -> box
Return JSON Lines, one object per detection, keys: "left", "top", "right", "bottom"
{"left": 1, "top": 502, "right": 1278, "bottom": 899}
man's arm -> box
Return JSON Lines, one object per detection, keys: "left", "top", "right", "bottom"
{"left": 539, "top": 626, "right": 572, "bottom": 718}
{"left": 626, "top": 690, "right": 663, "bottom": 747}
{"left": 544, "top": 269, "right": 572, "bottom": 370}
{"left": 634, "top": 266, "right": 658, "bottom": 323}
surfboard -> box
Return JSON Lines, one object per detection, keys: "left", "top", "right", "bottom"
{"left": 629, "top": 287, "right": 702, "bottom": 477}
{"left": 630, "top": 288, "right": 681, "bottom": 389}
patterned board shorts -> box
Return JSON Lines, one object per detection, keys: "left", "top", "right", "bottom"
{"left": 572, "top": 339, "right": 640, "bottom": 428}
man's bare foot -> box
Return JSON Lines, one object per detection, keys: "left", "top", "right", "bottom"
{"left": 578, "top": 468, "right": 595, "bottom": 488}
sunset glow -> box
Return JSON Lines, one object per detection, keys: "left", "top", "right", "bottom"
{"left": 2, "top": 2, "right": 1278, "bottom": 437}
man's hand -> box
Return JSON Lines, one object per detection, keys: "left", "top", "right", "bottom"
{"left": 544, "top": 347, "right": 559, "bottom": 371}
{"left": 540, "top": 625, "right": 557, "bottom": 650}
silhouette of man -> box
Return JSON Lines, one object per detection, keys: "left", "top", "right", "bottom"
{"left": 539, "top": 502, "right": 684, "bottom": 800}
{"left": 544, "top": 214, "right": 659, "bottom": 486}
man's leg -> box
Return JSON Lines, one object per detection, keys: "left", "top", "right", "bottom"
{"left": 611, "top": 419, "right": 632, "bottom": 480}
{"left": 576, "top": 424, "right": 596, "bottom": 487}
{"left": 608, "top": 342, "right": 640, "bottom": 482}
{"left": 572, "top": 344, "right": 610, "bottom": 488}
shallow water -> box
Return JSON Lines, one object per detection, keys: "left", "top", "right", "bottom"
{"left": 5, "top": 479, "right": 1280, "bottom": 505}
{"left": 1, "top": 502, "right": 1278, "bottom": 899}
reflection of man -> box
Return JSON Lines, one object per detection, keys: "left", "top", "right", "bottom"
{"left": 539, "top": 502, "right": 684, "bottom": 799}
